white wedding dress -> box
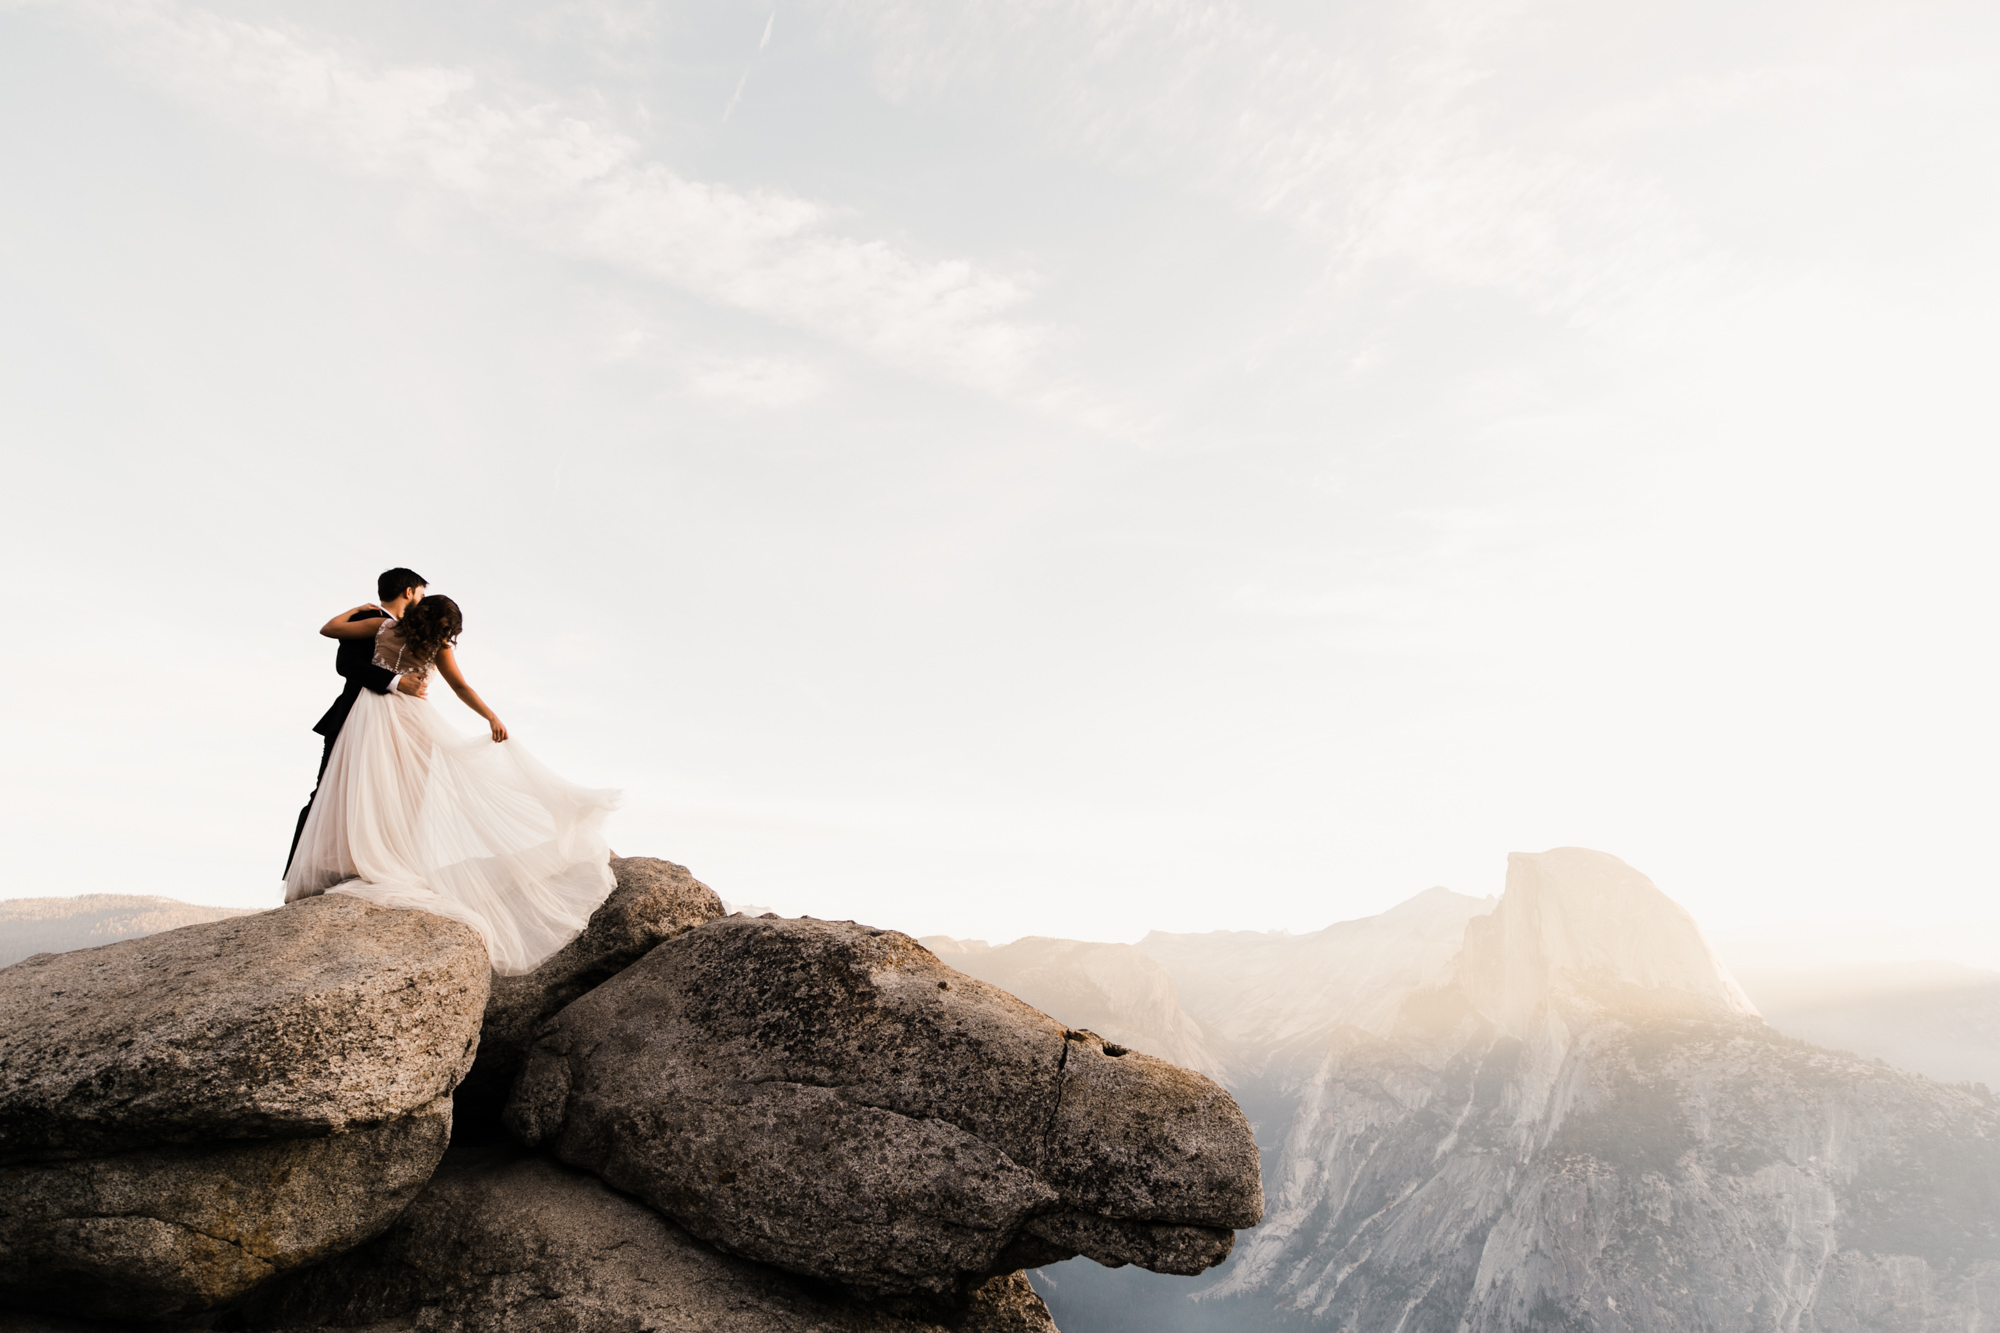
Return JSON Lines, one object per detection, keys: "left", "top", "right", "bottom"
{"left": 284, "top": 620, "right": 619, "bottom": 974}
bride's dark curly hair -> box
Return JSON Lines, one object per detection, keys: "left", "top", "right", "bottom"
{"left": 397, "top": 595, "right": 463, "bottom": 666}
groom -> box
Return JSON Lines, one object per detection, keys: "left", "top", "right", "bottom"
{"left": 284, "top": 567, "right": 431, "bottom": 876}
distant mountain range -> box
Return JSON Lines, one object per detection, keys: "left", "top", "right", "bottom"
{"left": 0, "top": 894, "right": 254, "bottom": 968}
{"left": 9, "top": 855, "right": 2000, "bottom": 1332}
{"left": 934, "top": 849, "right": 2000, "bottom": 1332}
{"left": 1731, "top": 960, "right": 2000, "bottom": 1091}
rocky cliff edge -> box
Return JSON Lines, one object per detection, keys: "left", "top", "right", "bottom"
{"left": 0, "top": 856, "right": 1264, "bottom": 1331}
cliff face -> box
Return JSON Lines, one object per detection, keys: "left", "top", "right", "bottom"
{"left": 1453, "top": 848, "right": 1758, "bottom": 1038}
{"left": 1213, "top": 997, "right": 2000, "bottom": 1331}
{"left": 1018, "top": 850, "right": 2000, "bottom": 1333}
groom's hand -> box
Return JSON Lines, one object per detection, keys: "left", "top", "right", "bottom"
{"left": 396, "top": 675, "right": 428, "bottom": 698}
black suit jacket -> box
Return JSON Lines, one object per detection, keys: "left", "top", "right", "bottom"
{"left": 312, "top": 607, "right": 396, "bottom": 740}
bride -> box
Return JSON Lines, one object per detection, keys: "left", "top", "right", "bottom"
{"left": 284, "top": 594, "right": 619, "bottom": 974}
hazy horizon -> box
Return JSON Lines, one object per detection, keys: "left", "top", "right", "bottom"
{"left": 3, "top": 0, "right": 1996, "bottom": 945}
{"left": 22, "top": 852, "right": 2000, "bottom": 979}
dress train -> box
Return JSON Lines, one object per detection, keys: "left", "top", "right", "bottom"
{"left": 284, "top": 681, "right": 619, "bottom": 975}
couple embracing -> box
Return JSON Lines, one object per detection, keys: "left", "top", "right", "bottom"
{"left": 283, "top": 568, "right": 619, "bottom": 975}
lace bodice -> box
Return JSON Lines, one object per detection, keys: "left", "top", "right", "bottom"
{"left": 372, "top": 621, "right": 430, "bottom": 682}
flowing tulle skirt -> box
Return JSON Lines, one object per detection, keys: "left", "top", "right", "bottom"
{"left": 284, "top": 688, "right": 619, "bottom": 975}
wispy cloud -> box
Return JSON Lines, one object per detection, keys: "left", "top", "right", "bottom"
{"left": 832, "top": 0, "right": 1718, "bottom": 324}
{"left": 26, "top": 0, "right": 1048, "bottom": 396}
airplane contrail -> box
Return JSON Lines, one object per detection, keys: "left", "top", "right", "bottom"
{"left": 723, "top": 11, "right": 776, "bottom": 122}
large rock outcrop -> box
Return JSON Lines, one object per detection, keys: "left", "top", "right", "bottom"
{"left": 1453, "top": 847, "right": 1758, "bottom": 1036}
{"left": 506, "top": 915, "right": 1264, "bottom": 1298}
{"left": 460, "top": 856, "right": 724, "bottom": 1109}
{"left": 0, "top": 894, "right": 489, "bottom": 1159}
{"left": 0, "top": 861, "right": 1277, "bottom": 1329}
{"left": 0, "top": 1099, "right": 451, "bottom": 1321}
{"left": 232, "top": 1144, "right": 1060, "bottom": 1333}
{"left": 0, "top": 896, "right": 489, "bottom": 1320}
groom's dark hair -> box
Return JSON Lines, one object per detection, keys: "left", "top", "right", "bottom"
{"left": 377, "top": 567, "right": 428, "bottom": 601}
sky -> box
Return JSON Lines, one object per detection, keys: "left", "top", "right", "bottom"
{"left": 2, "top": 0, "right": 1997, "bottom": 946}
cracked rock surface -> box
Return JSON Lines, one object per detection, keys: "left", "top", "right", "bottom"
{"left": 460, "top": 857, "right": 724, "bottom": 1109}
{"left": 230, "top": 1143, "right": 1060, "bottom": 1333}
{"left": 0, "top": 1098, "right": 452, "bottom": 1321}
{"left": 0, "top": 898, "right": 488, "bottom": 1320}
{"left": 506, "top": 915, "right": 1263, "bottom": 1297}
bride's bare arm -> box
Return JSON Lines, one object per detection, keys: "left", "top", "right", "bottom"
{"left": 320, "top": 605, "right": 385, "bottom": 638}
{"left": 434, "top": 647, "right": 508, "bottom": 742}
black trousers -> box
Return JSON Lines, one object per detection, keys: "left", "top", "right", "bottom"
{"left": 284, "top": 728, "right": 341, "bottom": 878}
